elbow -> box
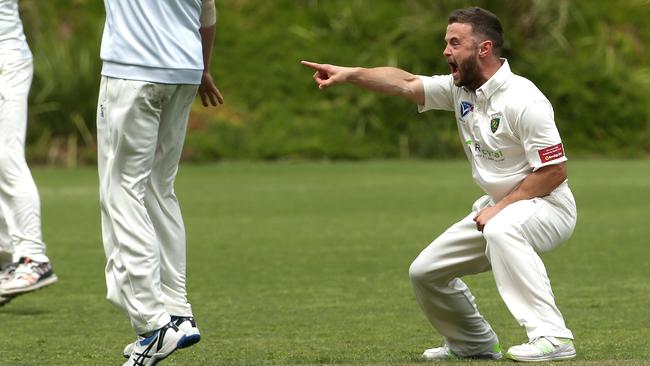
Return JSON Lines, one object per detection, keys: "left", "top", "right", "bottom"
{"left": 536, "top": 162, "right": 567, "bottom": 189}
{"left": 557, "top": 162, "right": 568, "bottom": 181}
{"left": 404, "top": 77, "right": 424, "bottom": 104}
{"left": 549, "top": 162, "right": 568, "bottom": 185}
{"left": 401, "top": 84, "right": 417, "bottom": 101}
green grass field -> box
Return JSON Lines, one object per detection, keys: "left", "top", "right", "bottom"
{"left": 0, "top": 160, "right": 648, "bottom": 366}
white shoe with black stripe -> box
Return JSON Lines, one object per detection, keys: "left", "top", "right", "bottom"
{"left": 123, "top": 316, "right": 201, "bottom": 359}
{"left": 122, "top": 320, "right": 199, "bottom": 366}
{"left": 173, "top": 316, "right": 201, "bottom": 340}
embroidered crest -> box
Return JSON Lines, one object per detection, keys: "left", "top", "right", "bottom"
{"left": 459, "top": 101, "right": 473, "bottom": 117}
{"left": 490, "top": 116, "right": 500, "bottom": 133}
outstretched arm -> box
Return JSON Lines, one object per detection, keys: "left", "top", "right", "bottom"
{"left": 300, "top": 60, "right": 424, "bottom": 105}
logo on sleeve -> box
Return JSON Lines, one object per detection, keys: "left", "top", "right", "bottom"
{"left": 538, "top": 143, "right": 565, "bottom": 162}
{"left": 490, "top": 116, "right": 500, "bottom": 133}
{"left": 459, "top": 101, "right": 474, "bottom": 117}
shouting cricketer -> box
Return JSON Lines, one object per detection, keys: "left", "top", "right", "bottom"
{"left": 302, "top": 6, "right": 577, "bottom": 363}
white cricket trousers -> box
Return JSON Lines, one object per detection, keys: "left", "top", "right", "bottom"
{"left": 409, "top": 182, "right": 576, "bottom": 356}
{"left": 0, "top": 56, "right": 48, "bottom": 264}
{"left": 97, "top": 76, "right": 198, "bottom": 335}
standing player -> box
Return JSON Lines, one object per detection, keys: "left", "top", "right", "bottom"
{"left": 0, "top": 0, "right": 58, "bottom": 306}
{"left": 97, "top": 0, "right": 223, "bottom": 364}
{"left": 302, "top": 7, "right": 577, "bottom": 363}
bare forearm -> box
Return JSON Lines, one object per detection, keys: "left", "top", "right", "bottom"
{"left": 302, "top": 60, "right": 424, "bottom": 103}
{"left": 473, "top": 163, "right": 567, "bottom": 231}
{"left": 499, "top": 163, "right": 568, "bottom": 207}
{"left": 200, "top": 24, "right": 216, "bottom": 71}
{"left": 347, "top": 67, "right": 423, "bottom": 103}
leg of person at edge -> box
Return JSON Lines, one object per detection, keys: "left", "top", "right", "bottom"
{"left": 97, "top": 0, "right": 223, "bottom": 365}
{"left": 302, "top": 6, "right": 577, "bottom": 363}
{"left": 0, "top": 0, "right": 58, "bottom": 307}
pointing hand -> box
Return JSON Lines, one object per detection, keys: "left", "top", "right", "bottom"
{"left": 301, "top": 60, "right": 350, "bottom": 89}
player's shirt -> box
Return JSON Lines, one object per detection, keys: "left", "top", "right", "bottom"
{"left": 0, "top": 0, "right": 32, "bottom": 60}
{"left": 418, "top": 60, "right": 567, "bottom": 202}
{"left": 100, "top": 0, "right": 216, "bottom": 85}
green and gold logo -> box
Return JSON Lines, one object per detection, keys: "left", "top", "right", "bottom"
{"left": 490, "top": 116, "right": 500, "bottom": 133}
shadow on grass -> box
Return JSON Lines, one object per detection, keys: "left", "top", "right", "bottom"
{"left": 0, "top": 302, "right": 49, "bottom": 316}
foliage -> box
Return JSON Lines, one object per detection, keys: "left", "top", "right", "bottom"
{"left": 1, "top": 161, "right": 649, "bottom": 364}
{"left": 20, "top": 0, "right": 103, "bottom": 165}
{"left": 18, "top": 0, "right": 650, "bottom": 163}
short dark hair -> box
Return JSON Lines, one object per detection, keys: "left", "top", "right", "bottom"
{"left": 448, "top": 7, "right": 504, "bottom": 56}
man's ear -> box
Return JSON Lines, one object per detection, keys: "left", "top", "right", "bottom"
{"left": 478, "top": 40, "right": 493, "bottom": 59}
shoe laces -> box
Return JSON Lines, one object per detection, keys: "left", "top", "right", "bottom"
{"left": 14, "top": 258, "right": 49, "bottom": 276}
{"left": 528, "top": 336, "right": 562, "bottom": 349}
{"left": 14, "top": 258, "right": 37, "bottom": 274}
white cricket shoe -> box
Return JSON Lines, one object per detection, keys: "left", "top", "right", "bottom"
{"left": 0, "top": 262, "right": 17, "bottom": 283}
{"left": 173, "top": 316, "right": 201, "bottom": 339}
{"left": 0, "top": 257, "right": 58, "bottom": 296}
{"left": 123, "top": 316, "right": 201, "bottom": 358}
{"left": 0, "top": 261, "right": 18, "bottom": 305}
{"left": 123, "top": 321, "right": 199, "bottom": 366}
{"left": 506, "top": 336, "right": 576, "bottom": 362}
{"left": 422, "top": 343, "right": 502, "bottom": 360}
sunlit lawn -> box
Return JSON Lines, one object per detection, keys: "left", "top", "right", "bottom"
{"left": 0, "top": 160, "right": 647, "bottom": 365}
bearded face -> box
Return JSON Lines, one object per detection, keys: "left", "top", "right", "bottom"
{"left": 444, "top": 23, "right": 485, "bottom": 91}
{"left": 452, "top": 47, "right": 482, "bottom": 89}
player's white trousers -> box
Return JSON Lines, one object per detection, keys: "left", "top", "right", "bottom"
{"left": 0, "top": 56, "right": 48, "bottom": 263}
{"left": 97, "top": 76, "right": 198, "bottom": 334}
{"left": 409, "top": 182, "right": 576, "bottom": 356}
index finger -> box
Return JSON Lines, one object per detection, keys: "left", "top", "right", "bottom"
{"left": 300, "top": 60, "right": 322, "bottom": 70}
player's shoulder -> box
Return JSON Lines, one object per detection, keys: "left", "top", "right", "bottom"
{"left": 505, "top": 74, "right": 547, "bottom": 100}
{"left": 500, "top": 74, "right": 550, "bottom": 115}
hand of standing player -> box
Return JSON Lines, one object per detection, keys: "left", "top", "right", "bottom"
{"left": 199, "top": 71, "right": 223, "bottom": 107}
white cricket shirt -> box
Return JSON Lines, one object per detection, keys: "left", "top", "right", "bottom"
{"left": 100, "top": 0, "right": 213, "bottom": 85}
{"left": 0, "top": 0, "right": 31, "bottom": 60}
{"left": 418, "top": 60, "right": 567, "bottom": 202}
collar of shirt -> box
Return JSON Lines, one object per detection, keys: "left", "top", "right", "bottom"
{"left": 474, "top": 58, "right": 512, "bottom": 99}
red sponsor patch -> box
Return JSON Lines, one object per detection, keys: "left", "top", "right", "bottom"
{"left": 538, "top": 143, "right": 565, "bottom": 162}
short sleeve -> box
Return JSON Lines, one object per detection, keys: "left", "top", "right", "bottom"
{"left": 200, "top": 0, "right": 217, "bottom": 27}
{"left": 515, "top": 100, "right": 567, "bottom": 170}
{"left": 417, "top": 74, "right": 455, "bottom": 113}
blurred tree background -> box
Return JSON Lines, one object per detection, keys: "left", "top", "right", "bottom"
{"left": 18, "top": 0, "right": 650, "bottom": 165}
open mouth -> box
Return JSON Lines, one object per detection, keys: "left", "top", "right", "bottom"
{"left": 449, "top": 61, "right": 459, "bottom": 76}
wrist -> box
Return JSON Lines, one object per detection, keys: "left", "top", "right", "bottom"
{"left": 494, "top": 199, "right": 511, "bottom": 211}
{"left": 345, "top": 67, "right": 362, "bottom": 83}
